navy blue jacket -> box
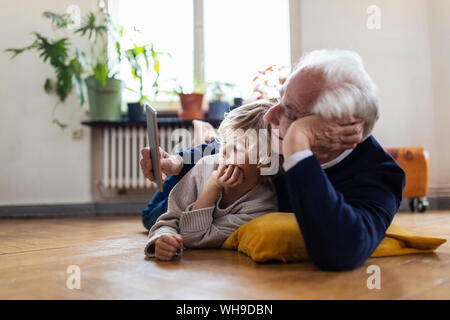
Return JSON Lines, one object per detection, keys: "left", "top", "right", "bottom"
{"left": 142, "top": 136, "right": 405, "bottom": 271}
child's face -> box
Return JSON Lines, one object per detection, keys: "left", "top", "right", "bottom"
{"left": 219, "top": 139, "right": 260, "bottom": 181}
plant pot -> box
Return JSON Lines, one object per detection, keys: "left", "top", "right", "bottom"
{"left": 179, "top": 93, "right": 204, "bottom": 120}
{"left": 231, "top": 97, "right": 243, "bottom": 110}
{"left": 127, "top": 102, "right": 146, "bottom": 122}
{"left": 208, "top": 100, "right": 230, "bottom": 120}
{"left": 86, "top": 76, "right": 123, "bottom": 121}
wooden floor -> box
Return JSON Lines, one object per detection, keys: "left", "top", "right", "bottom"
{"left": 0, "top": 211, "right": 449, "bottom": 300}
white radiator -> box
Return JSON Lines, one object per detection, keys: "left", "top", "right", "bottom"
{"left": 102, "top": 124, "right": 194, "bottom": 189}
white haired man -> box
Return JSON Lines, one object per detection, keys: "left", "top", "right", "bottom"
{"left": 140, "top": 50, "right": 405, "bottom": 271}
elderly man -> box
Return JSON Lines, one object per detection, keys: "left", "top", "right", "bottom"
{"left": 140, "top": 50, "right": 405, "bottom": 271}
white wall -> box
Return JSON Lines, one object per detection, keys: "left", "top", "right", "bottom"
{"left": 0, "top": 0, "right": 97, "bottom": 205}
{"left": 0, "top": 0, "right": 448, "bottom": 206}
{"left": 296, "top": 0, "right": 449, "bottom": 195}
{"left": 427, "top": 0, "right": 450, "bottom": 195}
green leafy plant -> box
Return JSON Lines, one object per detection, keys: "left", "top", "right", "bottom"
{"left": 4, "top": 2, "right": 121, "bottom": 128}
{"left": 75, "top": 9, "right": 122, "bottom": 86}
{"left": 164, "top": 77, "right": 206, "bottom": 97}
{"left": 124, "top": 43, "right": 168, "bottom": 106}
{"left": 207, "top": 81, "right": 235, "bottom": 102}
{"left": 193, "top": 78, "right": 207, "bottom": 95}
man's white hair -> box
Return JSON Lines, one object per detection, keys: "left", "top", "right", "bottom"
{"left": 294, "top": 49, "right": 379, "bottom": 137}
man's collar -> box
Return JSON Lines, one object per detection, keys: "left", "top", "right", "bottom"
{"left": 321, "top": 149, "right": 353, "bottom": 169}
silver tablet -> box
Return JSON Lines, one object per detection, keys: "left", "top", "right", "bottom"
{"left": 145, "top": 104, "right": 163, "bottom": 192}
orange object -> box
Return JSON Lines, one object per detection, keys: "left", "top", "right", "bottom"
{"left": 178, "top": 109, "right": 204, "bottom": 120}
{"left": 385, "top": 147, "right": 430, "bottom": 212}
{"left": 178, "top": 93, "right": 204, "bottom": 120}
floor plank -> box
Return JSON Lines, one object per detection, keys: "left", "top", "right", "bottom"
{"left": 0, "top": 211, "right": 449, "bottom": 299}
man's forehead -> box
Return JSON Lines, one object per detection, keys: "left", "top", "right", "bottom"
{"left": 293, "top": 67, "right": 326, "bottom": 88}
{"left": 281, "top": 67, "right": 326, "bottom": 112}
{"left": 279, "top": 69, "right": 303, "bottom": 99}
{"left": 280, "top": 68, "right": 303, "bottom": 94}
{"left": 279, "top": 77, "right": 292, "bottom": 98}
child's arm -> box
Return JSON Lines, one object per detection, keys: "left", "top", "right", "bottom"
{"left": 154, "top": 234, "right": 183, "bottom": 261}
{"left": 192, "top": 165, "right": 243, "bottom": 210}
{"left": 191, "top": 178, "right": 222, "bottom": 211}
{"left": 180, "top": 189, "right": 278, "bottom": 249}
{"left": 145, "top": 155, "right": 218, "bottom": 259}
{"left": 145, "top": 223, "right": 181, "bottom": 259}
{"left": 180, "top": 166, "right": 277, "bottom": 249}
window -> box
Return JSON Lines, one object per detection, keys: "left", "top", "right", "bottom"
{"left": 111, "top": 0, "right": 291, "bottom": 106}
{"left": 110, "top": 0, "right": 194, "bottom": 104}
{"left": 204, "top": 0, "right": 290, "bottom": 99}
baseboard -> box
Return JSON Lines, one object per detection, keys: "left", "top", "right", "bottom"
{"left": 0, "top": 202, "right": 147, "bottom": 218}
{"left": 429, "top": 185, "right": 450, "bottom": 198}
{"left": 1, "top": 197, "right": 449, "bottom": 218}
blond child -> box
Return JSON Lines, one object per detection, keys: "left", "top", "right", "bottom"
{"left": 145, "top": 100, "right": 280, "bottom": 260}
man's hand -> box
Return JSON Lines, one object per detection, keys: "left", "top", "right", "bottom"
{"left": 210, "top": 164, "right": 244, "bottom": 189}
{"left": 154, "top": 234, "right": 183, "bottom": 261}
{"left": 140, "top": 147, "right": 183, "bottom": 182}
{"left": 283, "top": 115, "right": 365, "bottom": 162}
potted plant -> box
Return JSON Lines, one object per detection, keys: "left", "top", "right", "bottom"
{"left": 230, "top": 97, "right": 244, "bottom": 111}
{"left": 79, "top": 9, "right": 123, "bottom": 122}
{"left": 207, "top": 81, "right": 234, "bottom": 119}
{"left": 167, "top": 79, "right": 206, "bottom": 120}
{"left": 123, "top": 43, "right": 167, "bottom": 122}
{"left": 5, "top": 2, "right": 124, "bottom": 126}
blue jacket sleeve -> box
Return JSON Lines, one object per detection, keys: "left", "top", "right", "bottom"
{"left": 141, "top": 139, "right": 219, "bottom": 230}
{"left": 285, "top": 155, "right": 405, "bottom": 271}
{"left": 177, "top": 139, "right": 218, "bottom": 177}
{"left": 142, "top": 175, "right": 180, "bottom": 230}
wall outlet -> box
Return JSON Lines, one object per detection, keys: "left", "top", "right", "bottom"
{"left": 72, "top": 128, "right": 84, "bottom": 140}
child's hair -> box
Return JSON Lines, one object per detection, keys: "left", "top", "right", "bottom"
{"left": 216, "top": 98, "right": 277, "bottom": 170}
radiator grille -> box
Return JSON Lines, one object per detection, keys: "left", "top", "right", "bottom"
{"left": 102, "top": 125, "right": 194, "bottom": 189}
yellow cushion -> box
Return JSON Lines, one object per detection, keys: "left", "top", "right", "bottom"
{"left": 221, "top": 212, "right": 446, "bottom": 263}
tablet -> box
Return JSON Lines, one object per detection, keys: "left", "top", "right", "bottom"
{"left": 145, "top": 104, "right": 163, "bottom": 192}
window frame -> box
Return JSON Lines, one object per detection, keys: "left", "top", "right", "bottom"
{"left": 109, "top": 0, "right": 301, "bottom": 109}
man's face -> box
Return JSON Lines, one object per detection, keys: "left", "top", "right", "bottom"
{"left": 263, "top": 67, "right": 325, "bottom": 154}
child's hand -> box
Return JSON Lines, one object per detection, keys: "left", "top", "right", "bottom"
{"left": 210, "top": 165, "right": 244, "bottom": 189}
{"left": 154, "top": 234, "right": 183, "bottom": 261}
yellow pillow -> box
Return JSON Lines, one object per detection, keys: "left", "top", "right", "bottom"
{"left": 222, "top": 212, "right": 446, "bottom": 263}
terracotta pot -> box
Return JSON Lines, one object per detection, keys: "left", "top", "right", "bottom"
{"left": 179, "top": 93, "right": 204, "bottom": 120}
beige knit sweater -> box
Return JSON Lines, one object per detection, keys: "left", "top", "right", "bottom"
{"left": 144, "top": 154, "right": 279, "bottom": 257}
